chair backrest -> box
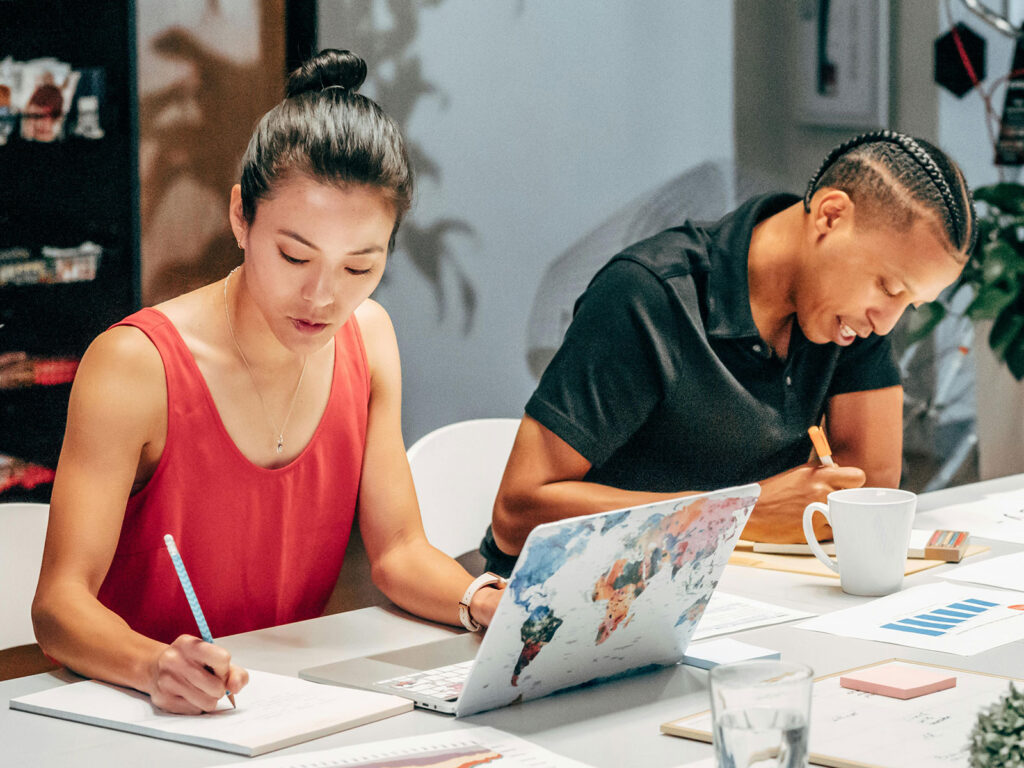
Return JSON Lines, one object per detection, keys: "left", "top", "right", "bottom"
{"left": 0, "top": 502, "right": 49, "bottom": 650}
{"left": 407, "top": 418, "right": 520, "bottom": 560}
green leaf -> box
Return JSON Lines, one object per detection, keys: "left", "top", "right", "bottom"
{"left": 991, "top": 307, "right": 1024, "bottom": 361}
{"left": 1007, "top": 333, "right": 1024, "bottom": 381}
{"left": 976, "top": 184, "right": 1024, "bottom": 213}
{"left": 904, "top": 302, "right": 946, "bottom": 343}
{"left": 968, "top": 282, "right": 1019, "bottom": 320}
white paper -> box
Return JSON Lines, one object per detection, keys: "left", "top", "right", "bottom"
{"left": 215, "top": 726, "right": 592, "bottom": 767}
{"left": 682, "top": 638, "right": 780, "bottom": 669}
{"left": 915, "top": 488, "right": 1024, "bottom": 544}
{"left": 796, "top": 582, "right": 1024, "bottom": 655}
{"left": 939, "top": 552, "right": 1024, "bottom": 592}
{"left": 692, "top": 591, "right": 815, "bottom": 640}
{"left": 674, "top": 661, "right": 1020, "bottom": 767}
{"left": 9, "top": 669, "right": 412, "bottom": 756}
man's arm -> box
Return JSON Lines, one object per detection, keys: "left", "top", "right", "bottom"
{"left": 491, "top": 415, "right": 688, "bottom": 555}
{"left": 826, "top": 385, "right": 903, "bottom": 488}
{"left": 491, "top": 414, "right": 866, "bottom": 554}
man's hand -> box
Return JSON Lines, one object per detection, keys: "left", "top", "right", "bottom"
{"left": 743, "top": 461, "right": 866, "bottom": 543}
{"left": 147, "top": 634, "right": 249, "bottom": 714}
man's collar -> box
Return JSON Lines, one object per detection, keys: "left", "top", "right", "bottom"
{"left": 704, "top": 193, "right": 799, "bottom": 339}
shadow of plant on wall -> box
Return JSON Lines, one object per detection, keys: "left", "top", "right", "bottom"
{"left": 331, "top": 0, "right": 477, "bottom": 332}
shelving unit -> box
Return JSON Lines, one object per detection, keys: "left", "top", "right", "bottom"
{"left": 0, "top": 0, "right": 139, "bottom": 502}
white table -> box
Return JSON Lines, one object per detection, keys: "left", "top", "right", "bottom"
{"left": 4, "top": 475, "right": 1023, "bottom": 767}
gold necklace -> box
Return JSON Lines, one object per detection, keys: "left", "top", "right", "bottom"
{"left": 223, "top": 266, "right": 308, "bottom": 455}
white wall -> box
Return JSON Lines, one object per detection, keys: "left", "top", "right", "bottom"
{"left": 319, "top": 1, "right": 735, "bottom": 443}
{"left": 937, "top": 5, "right": 1024, "bottom": 479}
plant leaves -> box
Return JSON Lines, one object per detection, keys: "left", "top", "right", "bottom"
{"left": 968, "top": 281, "right": 1019, "bottom": 320}
{"left": 903, "top": 302, "right": 946, "bottom": 343}
{"left": 976, "top": 183, "right": 1024, "bottom": 213}
{"left": 991, "top": 307, "right": 1024, "bottom": 361}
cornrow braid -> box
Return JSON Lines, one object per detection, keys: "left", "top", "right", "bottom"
{"left": 803, "top": 130, "right": 977, "bottom": 257}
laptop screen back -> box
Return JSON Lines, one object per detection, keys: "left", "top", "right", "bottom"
{"left": 456, "top": 483, "right": 759, "bottom": 716}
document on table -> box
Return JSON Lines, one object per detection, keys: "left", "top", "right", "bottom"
{"left": 663, "top": 659, "right": 1022, "bottom": 768}
{"left": 939, "top": 551, "right": 1024, "bottom": 592}
{"left": 796, "top": 582, "right": 1024, "bottom": 655}
{"left": 215, "top": 726, "right": 593, "bottom": 767}
{"left": 914, "top": 487, "right": 1024, "bottom": 543}
{"left": 8, "top": 669, "right": 412, "bottom": 757}
{"left": 691, "top": 591, "right": 814, "bottom": 640}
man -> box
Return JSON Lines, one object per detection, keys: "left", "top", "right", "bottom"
{"left": 483, "top": 131, "right": 976, "bottom": 577}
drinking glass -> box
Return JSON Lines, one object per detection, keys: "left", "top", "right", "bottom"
{"left": 709, "top": 659, "right": 813, "bottom": 768}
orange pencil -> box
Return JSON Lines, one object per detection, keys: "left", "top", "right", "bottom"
{"left": 808, "top": 425, "right": 834, "bottom": 467}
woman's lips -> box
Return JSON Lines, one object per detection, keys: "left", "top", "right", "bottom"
{"left": 292, "top": 318, "right": 327, "bottom": 334}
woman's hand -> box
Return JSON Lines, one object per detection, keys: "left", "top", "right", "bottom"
{"left": 468, "top": 583, "right": 506, "bottom": 629}
{"left": 147, "top": 635, "right": 249, "bottom": 714}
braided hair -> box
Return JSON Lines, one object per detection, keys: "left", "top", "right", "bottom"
{"left": 803, "top": 130, "right": 976, "bottom": 262}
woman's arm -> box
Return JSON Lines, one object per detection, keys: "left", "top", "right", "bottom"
{"left": 31, "top": 327, "right": 246, "bottom": 713}
{"left": 354, "top": 301, "right": 502, "bottom": 628}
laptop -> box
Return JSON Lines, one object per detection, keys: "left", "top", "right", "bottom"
{"left": 299, "top": 483, "right": 760, "bottom": 717}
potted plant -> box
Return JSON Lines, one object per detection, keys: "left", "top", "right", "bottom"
{"left": 907, "top": 183, "right": 1024, "bottom": 379}
{"left": 969, "top": 682, "right": 1024, "bottom": 767}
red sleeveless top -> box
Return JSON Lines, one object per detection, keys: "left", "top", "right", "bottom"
{"left": 97, "top": 308, "right": 369, "bottom": 644}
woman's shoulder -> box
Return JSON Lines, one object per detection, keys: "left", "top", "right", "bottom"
{"left": 353, "top": 299, "right": 398, "bottom": 383}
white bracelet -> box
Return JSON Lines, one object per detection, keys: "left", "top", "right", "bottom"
{"left": 458, "top": 572, "right": 506, "bottom": 631}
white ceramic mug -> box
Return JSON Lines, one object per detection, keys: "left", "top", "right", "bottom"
{"left": 802, "top": 487, "right": 916, "bottom": 596}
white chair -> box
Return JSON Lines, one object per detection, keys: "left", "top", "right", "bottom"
{"left": 407, "top": 418, "right": 520, "bottom": 563}
{"left": 0, "top": 502, "right": 49, "bottom": 651}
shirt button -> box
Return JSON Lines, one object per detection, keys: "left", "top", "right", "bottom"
{"left": 752, "top": 344, "right": 762, "bottom": 353}
{"left": 786, "top": 376, "right": 793, "bottom": 386}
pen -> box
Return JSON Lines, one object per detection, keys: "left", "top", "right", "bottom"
{"left": 163, "top": 533, "right": 236, "bottom": 708}
{"left": 808, "top": 425, "right": 834, "bottom": 467}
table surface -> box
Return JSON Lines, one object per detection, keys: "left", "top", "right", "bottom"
{"left": 4, "top": 474, "right": 1023, "bottom": 768}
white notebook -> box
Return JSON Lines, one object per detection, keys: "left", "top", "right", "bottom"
{"left": 9, "top": 669, "right": 412, "bottom": 757}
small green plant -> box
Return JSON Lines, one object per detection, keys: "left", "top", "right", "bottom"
{"left": 968, "top": 682, "right": 1024, "bottom": 767}
{"left": 907, "top": 183, "right": 1024, "bottom": 380}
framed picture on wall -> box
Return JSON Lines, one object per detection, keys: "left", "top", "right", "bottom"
{"left": 797, "top": 0, "right": 889, "bottom": 128}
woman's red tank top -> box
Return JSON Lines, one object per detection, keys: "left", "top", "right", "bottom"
{"left": 96, "top": 308, "right": 369, "bottom": 644}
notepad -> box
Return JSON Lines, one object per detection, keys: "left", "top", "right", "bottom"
{"left": 9, "top": 669, "right": 412, "bottom": 756}
{"left": 839, "top": 662, "right": 956, "bottom": 700}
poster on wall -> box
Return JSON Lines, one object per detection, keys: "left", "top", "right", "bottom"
{"left": 797, "top": 0, "right": 889, "bottom": 128}
{"left": 136, "top": 0, "right": 285, "bottom": 305}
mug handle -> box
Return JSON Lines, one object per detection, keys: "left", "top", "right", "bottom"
{"left": 802, "top": 502, "right": 839, "bottom": 574}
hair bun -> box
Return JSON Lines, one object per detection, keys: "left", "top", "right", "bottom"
{"left": 286, "top": 49, "right": 367, "bottom": 98}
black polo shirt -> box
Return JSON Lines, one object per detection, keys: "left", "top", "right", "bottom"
{"left": 481, "top": 194, "right": 900, "bottom": 575}
{"left": 527, "top": 192, "right": 900, "bottom": 491}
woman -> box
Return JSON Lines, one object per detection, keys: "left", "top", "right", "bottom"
{"left": 32, "top": 50, "right": 504, "bottom": 714}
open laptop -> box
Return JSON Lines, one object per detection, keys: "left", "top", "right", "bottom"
{"left": 299, "top": 483, "right": 760, "bottom": 717}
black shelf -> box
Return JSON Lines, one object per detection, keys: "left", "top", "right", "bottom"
{"left": 0, "top": 0, "right": 139, "bottom": 502}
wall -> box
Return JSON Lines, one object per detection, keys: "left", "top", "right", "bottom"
{"left": 318, "top": 1, "right": 735, "bottom": 444}
{"left": 936, "top": 3, "right": 1024, "bottom": 479}
{"left": 734, "top": 0, "right": 938, "bottom": 195}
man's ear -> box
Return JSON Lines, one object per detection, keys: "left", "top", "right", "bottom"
{"left": 810, "top": 189, "right": 854, "bottom": 236}
{"left": 228, "top": 184, "right": 248, "bottom": 250}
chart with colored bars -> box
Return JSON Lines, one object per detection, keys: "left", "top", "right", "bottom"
{"left": 216, "top": 728, "right": 592, "bottom": 768}
{"left": 797, "top": 583, "right": 1024, "bottom": 655}
{"left": 882, "top": 597, "right": 1000, "bottom": 637}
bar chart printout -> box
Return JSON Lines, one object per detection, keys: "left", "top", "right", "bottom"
{"left": 797, "top": 583, "right": 1024, "bottom": 655}
{"left": 882, "top": 597, "right": 1002, "bottom": 637}
{"left": 215, "top": 727, "right": 593, "bottom": 768}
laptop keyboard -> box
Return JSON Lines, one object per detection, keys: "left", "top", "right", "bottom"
{"left": 376, "top": 659, "right": 474, "bottom": 702}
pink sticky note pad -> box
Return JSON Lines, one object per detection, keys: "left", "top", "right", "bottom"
{"left": 840, "top": 663, "right": 956, "bottom": 700}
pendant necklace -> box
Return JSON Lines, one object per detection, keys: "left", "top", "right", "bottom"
{"left": 223, "top": 266, "right": 308, "bottom": 455}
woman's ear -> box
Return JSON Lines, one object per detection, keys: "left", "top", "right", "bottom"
{"left": 228, "top": 184, "right": 248, "bottom": 250}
